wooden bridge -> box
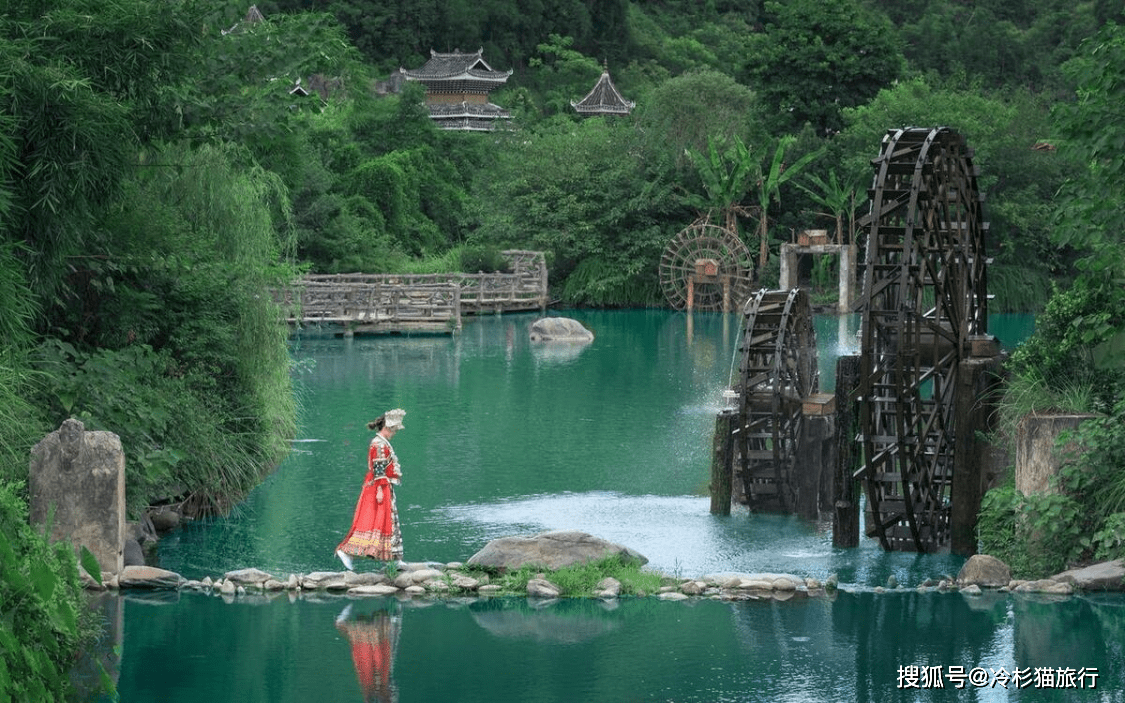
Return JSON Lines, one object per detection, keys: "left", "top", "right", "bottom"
{"left": 274, "top": 250, "right": 548, "bottom": 334}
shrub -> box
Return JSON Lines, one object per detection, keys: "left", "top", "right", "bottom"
{"left": 0, "top": 481, "right": 104, "bottom": 702}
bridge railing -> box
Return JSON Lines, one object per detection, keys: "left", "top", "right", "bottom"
{"left": 272, "top": 250, "right": 548, "bottom": 332}
{"left": 276, "top": 280, "right": 462, "bottom": 331}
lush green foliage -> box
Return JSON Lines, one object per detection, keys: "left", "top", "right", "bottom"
{"left": 837, "top": 77, "right": 1079, "bottom": 311}
{"left": 746, "top": 0, "right": 905, "bottom": 134}
{"left": 472, "top": 116, "right": 681, "bottom": 305}
{"left": 492, "top": 554, "right": 667, "bottom": 596}
{"left": 1051, "top": 21, "right": 1125, "bottom": 364}
{"left": 36, "top": 142, "right": 299, "bottom": 515}
{"left": 0, "top": 481, "right": 100, "bottom": 701}
{"left": 981, "top": 23, "right": 1125, "bottom": 576}
{"left": 873, "top": 0, "right": 1105, "bottom": 94}
{"left": 2, "top": 0, "right": 1125, "bottom": 686}
{"left": 978, "top": 407, "right": 1125, "bottom": 578}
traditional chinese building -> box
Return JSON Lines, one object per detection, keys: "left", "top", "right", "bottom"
{"left": 571, "top": 66, "right": 635, "bottom": 117}
{"left": 399, "top": 49, "right": 513, "bottom": 131}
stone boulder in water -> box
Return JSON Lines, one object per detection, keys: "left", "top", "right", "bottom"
{"left": 956, "top": 554, "right": 1011, "bottom": 588}
{"left": 466, "top": 530, "right": 647, "bottom": 571}
{"left": 529, "top": 317, "right": 594, "bottom": 343}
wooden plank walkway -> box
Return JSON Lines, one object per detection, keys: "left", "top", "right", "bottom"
{"left": 274, "top": 250, "right": 548, "bottom": 335}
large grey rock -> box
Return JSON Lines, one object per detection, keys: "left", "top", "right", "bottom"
{"left": 526, "top": 578, "right": 561, "bottom": 598}
{"left": 1014, "top": 579, "right": 1074, "bottom": 595}
{"left": 224, "top": 568, "right": 275, "bottom": 585}
{"left": 123, "top": 538, "right": 145, "bottom": 567}
{"left": 301, "top": 571, "right": 348, "bottom": 590}
{"left": 29, "top": 419, "right": 126, "bottom": 576}
{"left": 118, "top": 565, "right": 185, "bottom": 589}
{"left": 450, "top": 573, "right": 481, "bottom": 591}
{"left": 957, "top": 554, "right": 1011, "bottom": 588}
{"left": 529, "top": 317, "right": 594, "bottom": 343}
{"left": 344, "top": 571, "right": 390, "bottom": 587}
{"left": 348, "top": 584, "right": 401, "bottom": 597}
{"left": 467, "top": 530, "right": 647, "bottom": 571}
{"left": 1053, "top": 560, "right": 1125, "bottom": 591}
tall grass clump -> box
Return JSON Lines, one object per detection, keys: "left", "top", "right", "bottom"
{"left": 560, "top": 257, "right": 661, "bottom": 307}
{"left": 0, "top": 242, "right": 48, "bottom": 483}
{"left": 38, "top": 142, "right": 300, "bottom": 515}
{"left": 494, "top": 555, "right": 667, "bottom": 596}
{"left": 988, "top": 262, "right": 1053, "bottom": 313}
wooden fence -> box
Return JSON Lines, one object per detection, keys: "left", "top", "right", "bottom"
{"left": 274, "top": 250, "right": 548, "bottom": 334}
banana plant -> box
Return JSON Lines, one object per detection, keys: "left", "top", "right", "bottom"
{"left": 754, "top": 136, "right": 823, "bottom": 266}
{"left": 684, "top": 134, "right": 756, "bottom": 236}
{"left": 795, "top": 169, "right": 862, "bottom": 245}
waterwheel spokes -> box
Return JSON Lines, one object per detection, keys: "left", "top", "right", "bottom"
{"left": 856, "top": 127, "right": 989, "bottom": 552}
{"left": 659, "top": 223, "right": 755, "bottom": 312}
{"left": 736, "top": 288, "right": 818, "bottom": 513}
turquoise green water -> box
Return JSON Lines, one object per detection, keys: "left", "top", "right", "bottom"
{"left": 112, "top": 589, "right": 1122, "bottom": 703}
{"left": 100, "top": 310, "right": 1125, "bottom": 701}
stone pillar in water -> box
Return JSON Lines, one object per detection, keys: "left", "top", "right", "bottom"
{"left": 951, "top": 346, "right": 1008, "bottom": 556}
{"left": 1014, "top": 414, "right": 1096, "bottom": 496}
{"left": 29, "top": 418, "right": 126, "bottom": 576}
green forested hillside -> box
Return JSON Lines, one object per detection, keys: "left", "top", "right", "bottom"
{"left": 2, "top": 1, "right": 1125, "bottom": 698}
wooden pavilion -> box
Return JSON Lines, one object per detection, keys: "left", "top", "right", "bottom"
{"left": 399, "top": 49, "right": 513, "bottom": 131}
{"left": 571, "top": 66, "right": 635, "bottom": 116}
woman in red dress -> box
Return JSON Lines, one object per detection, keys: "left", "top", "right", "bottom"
{"left": 336, "top": 408, "right": 405, "bottom": 569}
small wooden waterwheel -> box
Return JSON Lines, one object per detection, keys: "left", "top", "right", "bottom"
{"left": 735, "top": 288, "right": 819, "bottom": 512}
{"left": 659, "top": 223, "right": 754, "bottom": 312}
{"left": 855, "top": 127, "right": 989, "bottom": 552}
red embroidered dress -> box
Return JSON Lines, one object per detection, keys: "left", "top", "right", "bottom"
{"left": 337, "top": 434, "right": 403, "bottom": 561}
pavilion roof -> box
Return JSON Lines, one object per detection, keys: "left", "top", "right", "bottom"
{"left": 572, "top": 69, "right": 635, "bottom": 115}
{"left": 401, "top": 49, "right": 512, "bottom": 86}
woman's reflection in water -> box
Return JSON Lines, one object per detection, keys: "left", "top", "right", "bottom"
{"left": 335, "top": 601, "right": 402, "bottom": 703}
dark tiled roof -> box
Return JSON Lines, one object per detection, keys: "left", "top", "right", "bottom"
{"left": 401, "top": 49, "right": 512, "bottom": 84}
{"left": 572, "top": 70, "right": 635, "bottom": 115}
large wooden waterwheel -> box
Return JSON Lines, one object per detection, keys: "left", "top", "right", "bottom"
{"left": 855, "top": 127, "right": 989, "bottom": 552}
{"left": 659, "top": 223, "right": 754, "bottom": 311}
{"left": 736, "top": 288, "right": 819, "bottom": 512}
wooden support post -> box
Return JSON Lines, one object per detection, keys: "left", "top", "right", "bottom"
{"left": 686, "top": 274, "right": 695, "bottom": 311}
{"left": 951, "top": 353, "right": 1006, "bottom": 556}
{"left": 796, "top": 394, "right": 837, "bottom": 521}
{"left": 833, "top": 354, "right": 861, "bottom": 547}
{"left": 838, "top": 244, "right": 857, "bottom": 313}
{"left": 710, "top": 409, "right": 736, "bottom": 515}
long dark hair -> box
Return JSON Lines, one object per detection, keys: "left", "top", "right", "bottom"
{"left": 367, "top": 415, "right": 385, "bottom": 431}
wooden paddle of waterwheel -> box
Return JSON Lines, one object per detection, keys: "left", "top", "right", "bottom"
{"left": 736, "top": 288, "right": 819, "bottom": 512}
{"left": 659, "top": 223, "right": 755, "bottom": 312}
{"left": 855, "top": 127, "right": 989, "bottom": 552}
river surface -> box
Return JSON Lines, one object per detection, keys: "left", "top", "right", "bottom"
{"left": 97, "top": 310, "right": 1125, "bottom": 702}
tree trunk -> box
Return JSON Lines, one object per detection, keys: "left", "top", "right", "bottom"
{"left": 758, "top": 216, "right": 769, "bottom": 267}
